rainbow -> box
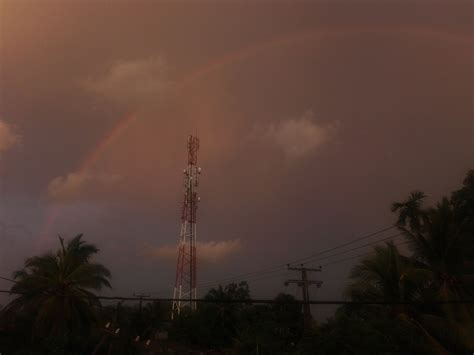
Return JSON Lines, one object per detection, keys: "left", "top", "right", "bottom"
{"left": 40, "top": 113, "right": 137, "bottom": 241}
{"left": 40, "top": 26, "right": 471, "bottom": 241}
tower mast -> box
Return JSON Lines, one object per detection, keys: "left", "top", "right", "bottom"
{"left": 172, "top": 135, "right": 201, "bottom": 318}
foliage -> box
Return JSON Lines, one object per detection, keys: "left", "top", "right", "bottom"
{"left": 0, "top": 234, "right": 111, "bottom": 354}
{"left": 304, "top": 307, "right": 433, "bottom": 355}
{"left": 346, "top": 242, "right": 423, "bottom": 302}
{"left": 347, "top": 170, "right": 474, "bottom": 354}
{"left": 169, "top": 281, "right": 250, "bottom": 349}
{"left": 235, "top": 293, "right": 303, "bottom": 354}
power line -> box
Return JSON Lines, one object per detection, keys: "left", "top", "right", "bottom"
{"left": 0, "top": 229, "right": 403, "bottom": 296}
{"left": 0, "top": 238, "right": 411, "bottom": 296}
{"left": 303, "top": 232, "right": 403, "bottom": 266}
{"left": 287, "top": 226, "right": 396, "bottom": 266}
{"left": 198, "top": 228, "right": 400, "bottom": 288}
{"left": 195, "top": 235, "right": 407, "bottom": 292}
{"left": 0, "top": 227, "right": 404, "bottom": 296}
{"left": 320, "top": 240, "right": 410, "bottom": 267}
{"left": 0, "top": 226, "right": 396, "bottom": 294}
{"left": 197, "top": 225, "right": 396, "bottom": 288}
{"left": 0, "top": 276, "right": 16, "bottom": 283}
{"left": 0, "top": 290, "right": 471, "bottom": 305}
{"left": 201, "top": 238, "right": 409, "bottom": 290}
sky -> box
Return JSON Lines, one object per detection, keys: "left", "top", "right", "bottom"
{"left": 0, "top": 1, "right": 472, "bottom": 317}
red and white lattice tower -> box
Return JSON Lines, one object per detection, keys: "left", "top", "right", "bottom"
{"left": 171, "top": 135, "right": 201, "bottom": 319}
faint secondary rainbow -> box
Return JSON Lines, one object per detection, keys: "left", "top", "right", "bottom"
{"left": 40, "top": 26, "right": 471, "bottom": 241}
{"left": 174, "top": 26, "right": 471, "bottom": 90}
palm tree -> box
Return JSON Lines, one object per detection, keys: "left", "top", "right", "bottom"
{"left": 395, "top": 197, "right": 474, "bottom": 349}
{"left": 346, "top": 243, "right": 456, "bottom": 354}
{"left": 3, "top": 234, "right": 111, "bottom": 338}
{"left": 451, "top": 169, "right": 474, "bottom": 224}
{"left": 386, "top": 181, "right": 474, "bottom": 352}
{"left": 392, "top": 192, "right": 473, "bottom": 300}
{"left": 391, "top": 190, "right": 427, "bottom": 230}
{"left": 346, "top": 242, "right": 420, "bottom": 303}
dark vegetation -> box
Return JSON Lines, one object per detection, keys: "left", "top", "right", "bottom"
{"left": 0, "top": 170, "right": 472, "bottom": 354}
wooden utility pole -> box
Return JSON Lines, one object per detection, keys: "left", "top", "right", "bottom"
{"left": 285, "top": 264, "right": 323, "bottom": 330}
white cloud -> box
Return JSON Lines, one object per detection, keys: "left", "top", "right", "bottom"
{"left": 146, "top": 239, "right": 242, "bottom": 263}
{"left": 48, "top": 171, "right": 122, "bottom": 202}
{"left": 82, "top": 57, "right": 170, "bottom": 105}
{"left": 0, "top": 120, "right": 20, "bottom": 153}
{"left": 266, "top": 110, "right": 339, "bottom": 158}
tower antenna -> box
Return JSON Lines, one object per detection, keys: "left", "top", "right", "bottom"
{"left": 171, "top": 135, "right": 201, "bottom": 319}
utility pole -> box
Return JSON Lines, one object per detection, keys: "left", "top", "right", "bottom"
{"left": 134, "top": 293, "right": 150, "bottom": 313}
{"left": 285, "top": 264, "right": 323, "bottom": 331}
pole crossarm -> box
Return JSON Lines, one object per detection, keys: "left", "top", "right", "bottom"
{"left": 287, "top": 266, "right": 322, "bottom": 272}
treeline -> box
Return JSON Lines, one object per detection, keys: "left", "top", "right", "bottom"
{"left": 0, "top": 170, "right": 472, "bottom": 354}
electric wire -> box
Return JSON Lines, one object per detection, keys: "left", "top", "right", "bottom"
{"left": 320, "top": 240, "right": 410, "bottom": 267}
{"left": 0, "top": 289, "right": 470, "bottom": 305}
{"left": 0, "top": 226, "right": 404, "bottom": 295}
{"left": 199, "top": 236, "right": 408, "bottom": 291}
{"left": 197, "top": 226, "right": 399, "bottom": 288}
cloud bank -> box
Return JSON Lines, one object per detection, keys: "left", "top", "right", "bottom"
{"left": 146, "top": 239, "right": 242, "bottom": 263}
{"left": 48, "top": 171, "right": 122, "bottom": 202}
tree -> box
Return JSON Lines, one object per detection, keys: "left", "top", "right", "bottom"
{"left": 349, "top": 170, "right": 474, "bottom": 353}
{"left": 203, "top": 280, "right": 251, "bottom": 342}
{"left": 346, "top": 242, "right": 421, "bottom": 303}
{"left": 391, "top": 190, "right": 427, "bottom": 230}
{"left": 392, "top": 179, "right": 473, "bottom": 301}
{"left": 204, "top": 281, "right": 251, "bottom": 303}
{"left": 235, "top": 293, "right": 303, "bottom": 354}
{"left": 451, "top": 169, "right": 474, "bottom": 224}
{"left": 169, "top": 281, "right": 250, "bottom": 349}
{"left": 451, "top": 169, "right": 474, "bottom": 262}
{"left": 306, "top": 308, "right": 432, "bottom": 355}
{"left": 2, "top": 234, "right": 111, "bottom": 352}
{"left": 345, "top": 242, "right": 454, "bottom": 354}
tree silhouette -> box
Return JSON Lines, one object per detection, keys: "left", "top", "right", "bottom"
{"left": 3, "top": 234, "right": 111, "bottom": 341}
